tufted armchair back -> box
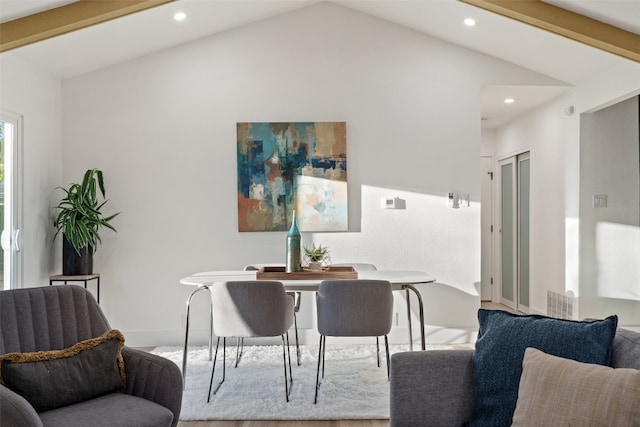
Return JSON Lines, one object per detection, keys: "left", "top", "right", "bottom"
{"left": 0, "top": 285, "right": 110, "bottom": 355}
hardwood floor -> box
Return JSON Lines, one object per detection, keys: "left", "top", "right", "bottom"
{"left": 481, "top": 301, "right": 520, "bottom": 314}
{"left": 174, "top": 302, "right": 510, "bottom": 427}
{"left": 178, "top": 422, "right": 389, "bottom": 427}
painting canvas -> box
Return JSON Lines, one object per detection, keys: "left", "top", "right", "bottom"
{"left": 237, "top": 122, "right": 348, "bottom": 232}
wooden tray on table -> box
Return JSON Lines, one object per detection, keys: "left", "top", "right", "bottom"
{"left": 256, "top": 266, "right": 358, "bottom": 280}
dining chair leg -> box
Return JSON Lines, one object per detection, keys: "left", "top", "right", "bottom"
{"left": 207, "top": 337, "right": 222, "bottom": 402}
{"left": 385, "top": 335, "right": 391, "bottom": 379}
{"left": 208, "top": 293, "right": 213, "bottom": 361}
{"left": 376, "top": 336, "right": 381, "bottom": 367}
{"left": 215, "top": 338, "right": 227, "bottom": 398}
{"left": 281, "top": 334, "right": 292, "bottom": 402}
{"left": 293, "top": 312, "right": 300, "bottom": 366}
{"left": 235, "top": 337, "right": 244, "bottom": 368}
{"left": 222, "top": 338, "right": 227, "bottom": 382}
{"left": 286, "top": 332, "right": 293, "bottom": 385}
{"left": 314, "top": 335, "right": 324, "bottom": 404}
{"left": 321, "top": 335, "right": 326, "bottom": 379}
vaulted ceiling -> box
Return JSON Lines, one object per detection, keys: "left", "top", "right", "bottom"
{"left": 1, "top": 0, "right": 639, "bottom": 128}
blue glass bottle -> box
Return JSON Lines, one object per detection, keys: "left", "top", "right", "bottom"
{"left": 286, "top": 210, "right": 301, "bottom": 272}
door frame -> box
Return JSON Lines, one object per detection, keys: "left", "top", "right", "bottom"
{"left": 516, "top": 152, "right": 530, "bottom": 312}
{"left": 0, "top": 110, "right": 23, "bottom": 290}
{"left": 480, "top": 156, "right": 494, "bottom": 301}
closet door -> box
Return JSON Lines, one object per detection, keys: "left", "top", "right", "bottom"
{"left": 499, "top": 152, "right": 530, "bottom": 311}
{"left": 517, "top": 153, "right": 530, "bottom": 311}
{"left": 499, "top": 157, "right": 516, "bottom": 309}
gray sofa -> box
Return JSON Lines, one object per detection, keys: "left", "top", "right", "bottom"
{"left": 390, "top": 326, "right": 640, "bottom": 427}
{"left": 0, "top": 285, "right": 183, "bottom": 427}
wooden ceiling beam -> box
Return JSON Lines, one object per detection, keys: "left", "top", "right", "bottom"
{"left": 2, "top": 0, "right": 638, "bottom": 62}
{"left": 0, "top": 0, "right": 175, "bottom": 53}
{"left": 459, "top": 0, "right": 640, "bottom": 63}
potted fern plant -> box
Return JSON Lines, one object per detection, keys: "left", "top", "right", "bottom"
{"left": 53, "top": 168, "right": 119, "bottom": 275}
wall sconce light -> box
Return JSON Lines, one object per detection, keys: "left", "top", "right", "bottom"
{"left": 448, "top": 193, "right": 469, "bottom": 209}
{"left": 383, "top": 197, "right": 406, "bottom": 209}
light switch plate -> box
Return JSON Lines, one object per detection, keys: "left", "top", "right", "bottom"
{"left": 593, "top": 194, "right": 607, "bottom": 208}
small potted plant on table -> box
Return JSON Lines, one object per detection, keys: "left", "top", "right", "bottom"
{"left": 304, "top": 243, "right": 330, "bottom": 271}
{"left": 53, "top": 168, "right": 119, "bottom": 275}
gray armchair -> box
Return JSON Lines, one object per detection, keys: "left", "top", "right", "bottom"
{"left": 0, "top": 285, "right": 182, "bottom": 427}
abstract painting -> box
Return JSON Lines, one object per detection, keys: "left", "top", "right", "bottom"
{"left": 237, "top": 122, "right": 348, "bottom": 232}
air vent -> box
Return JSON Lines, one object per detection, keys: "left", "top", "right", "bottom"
{"left": 547, "top": 291, "right": 575, "bottom": 320}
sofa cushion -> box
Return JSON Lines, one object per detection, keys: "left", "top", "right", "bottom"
{"left": 39, "top": 393, "right": 174, "bottom": 427}
{"left": 469, "top": 309, "right": 617, "bottom": 427}
{"left": 512, "top": 347, "right": 640, "bottom": 426}
{"left": 0, "top": 329, "right": 125, "bottom": 412}
{"left": 612, "top": 327, "right": 640, "bottom": 369}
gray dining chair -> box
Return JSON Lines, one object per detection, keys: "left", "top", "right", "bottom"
{"left": 207, "top": 280, "right": 295, "bottom": 403}
{"left": 244, "top": 264, "right": 301, "bottom": 366}
{"left": 314, "top": 279, "right": 393, "bottom": 403}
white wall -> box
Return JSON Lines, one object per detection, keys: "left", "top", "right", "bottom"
{"left": 0, "top": 53, "right": 62, "bottom": 288}
{"left": 579, "top": 96, "right": 639, "bottom": 325}
{"left": 491, "top": 93, "right": 571, "bottom": 313}
{"left": 570, "top": 63, "right": 640, "bottom": 327}
{"left": 490, "top": 62, "right": 640, "bottom": 324}
{"left": 59, "top": 3, "right": 566, "bottom": 346}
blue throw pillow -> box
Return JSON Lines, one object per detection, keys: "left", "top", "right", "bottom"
{"left": 469, "top": 309, "right": 617, "bottom": 427}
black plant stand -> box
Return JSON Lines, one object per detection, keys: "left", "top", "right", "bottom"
{"left": 49, "top": 274, "right": 101, "bottom": 303}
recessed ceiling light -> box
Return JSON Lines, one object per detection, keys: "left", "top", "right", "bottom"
{"left": 464, "top": 18, "right": 476, "bottom": 27}
{"left": 174, "top": 12, "right": 186, "bottom": 21}
{"left": 504, "top": 98, "right": 515, "bottom": 104}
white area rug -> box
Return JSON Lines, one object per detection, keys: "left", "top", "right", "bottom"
{"left": 153, "top": 343, "right": 451, "bottom": 420}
